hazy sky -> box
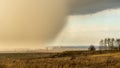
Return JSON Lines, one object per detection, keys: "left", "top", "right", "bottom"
{"left": 52, "top": 9, "right": 120, "bottom": 46}
{"left": 51, "top": 0, "right": 120, "bottom": 46}
{"left": 0, "top": 0, "right": 120, "bottom": 50}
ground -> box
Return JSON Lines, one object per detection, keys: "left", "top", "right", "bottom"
{"left": 0, "top": 51, "right": 120, "bottom": 68}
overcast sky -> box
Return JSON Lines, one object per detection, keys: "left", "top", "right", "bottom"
{"left": 52, "top": 9, "right": 120, "bottom": 46}
{"left": 49, "top": 0, "right": 120, "bottom": 47}
{"left": 0, "top": 0, "right": 120, "bottom": 50}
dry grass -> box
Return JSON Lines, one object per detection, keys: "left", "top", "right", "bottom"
{"left": 0, "top": 51, "right": 120, "bottom": 68}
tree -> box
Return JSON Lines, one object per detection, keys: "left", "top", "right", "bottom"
{"left": 108, "top": 38, "right": 110, "bottom": 49}
{"left": 99, "top": 39, "right": 104, "bottom": 50}
{"left": 104, "top": 38, "right": 108, "bottom": 50}
{"left": 88, "top": 45, "right": 96, "bottom": 51}
{"left": 116, "top": 39, "right": 120, "bottom": 50}
{"left": 111, "top": 38, "right": 115, "bottom": 50}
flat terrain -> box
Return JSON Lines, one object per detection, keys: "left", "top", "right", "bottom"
{"left": 0, "top": 51, "right": 120, "bottom": 68}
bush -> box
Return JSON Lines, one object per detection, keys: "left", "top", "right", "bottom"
{"left": 88, "top": 45, "right": 96, "bottom": 51}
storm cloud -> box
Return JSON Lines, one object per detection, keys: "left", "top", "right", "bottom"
{"left": 69, "top": 0, "right": 120, "bottom": 15}
{"left": 0, "top": 0, "right": 68, "bottom": 44}
{"left": 0, "top": 0, "right": 120, "bottom": 48}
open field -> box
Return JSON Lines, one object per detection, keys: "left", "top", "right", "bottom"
{"left": 0, "top": 51, "right": 120, "bottom": 68}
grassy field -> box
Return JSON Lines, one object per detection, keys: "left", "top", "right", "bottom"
{"left": 0, "top": 51, "right": 120, "bottom": 68}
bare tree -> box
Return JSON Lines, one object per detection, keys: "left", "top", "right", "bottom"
{"left": 99, "top": 39, "right": 104, "bottom": 50}
{"left": 104, "top": 38, "right": 108, "bottom": 50}
{"left": 111, "top": 38, "right": 115, "bottom": 50}
{"left": 116, "top": 39, "right": 120, "bottom": 50}
{"left": 108, "top": 38, "right": 111, "bottom": 50}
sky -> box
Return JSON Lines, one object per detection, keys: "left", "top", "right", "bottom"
{"left": 0, "top": 0, "right": 120, "bottom": 50}
{"left": 51, "top": 9, "right": 120, "bottom": 46}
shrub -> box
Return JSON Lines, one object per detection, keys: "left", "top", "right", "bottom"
{"left": 88, "top": 45, "right": 96, "bottom": 51}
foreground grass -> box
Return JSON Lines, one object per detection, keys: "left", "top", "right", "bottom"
{"left": 0, "top": 51, "right": 120, "bottom": 68}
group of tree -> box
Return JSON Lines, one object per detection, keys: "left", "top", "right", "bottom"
{"left": 99, "top": 38, "right": 120, "bottom": 50}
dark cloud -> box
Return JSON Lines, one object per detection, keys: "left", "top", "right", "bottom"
{"left": 69, "top": 0, "right": 120, "bottom": 15}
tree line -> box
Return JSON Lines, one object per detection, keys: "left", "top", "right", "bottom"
{"left": 99, "top": 38, "right": 120, "bottom": 50}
